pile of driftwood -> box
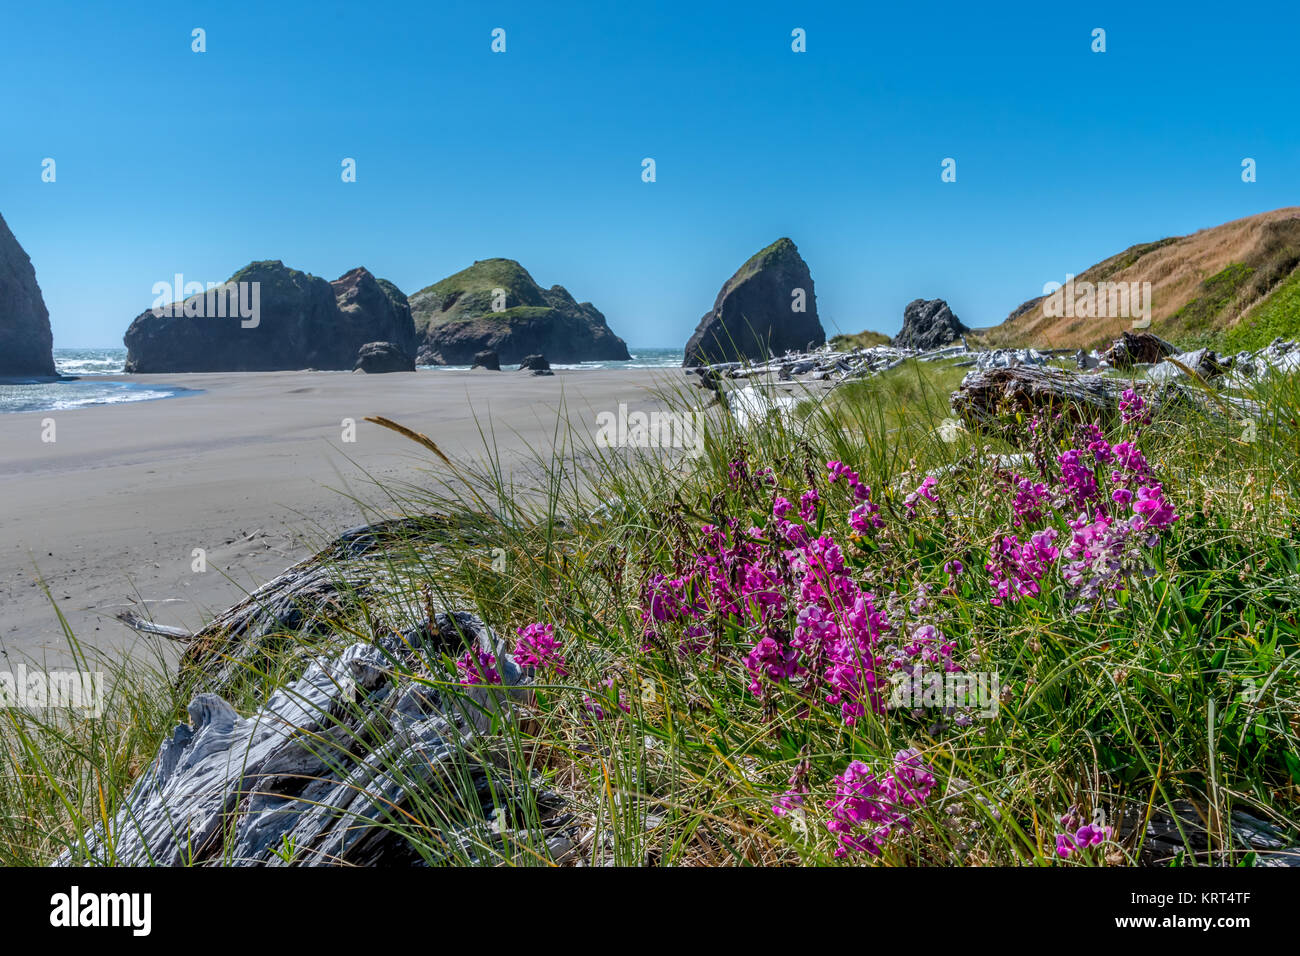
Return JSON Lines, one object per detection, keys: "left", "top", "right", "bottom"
{"left": 693, "top": 342, "right": 976, "bottom": 389}
{"left": 951, "top": 365, "right": 1127, "bottom": 428}
{"left": 66, "top": 518, "right": 576, "bottom": 867}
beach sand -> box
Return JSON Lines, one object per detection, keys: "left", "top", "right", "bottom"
{"left": 0, "top": 367, "right": 686, "bottom": 671}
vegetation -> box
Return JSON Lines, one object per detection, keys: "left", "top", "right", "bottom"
{"left": 1224, "top": 267, "right": 1300, "bottom": 353}
{"left": 409, "top": 258, "right": 549, "bottom": 331}
{"left": 5, "top": 359, "right": 1300, "bottom": 866}
{"left": 1167, "top": 262, "right": 1258, "bottom": 342}
{"left": 830, "top": 329, "right": 893, "bottom": 351}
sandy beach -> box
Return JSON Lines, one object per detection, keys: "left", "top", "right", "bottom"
{"left": 0, "top": 367, "right": 683, "bottom": 671}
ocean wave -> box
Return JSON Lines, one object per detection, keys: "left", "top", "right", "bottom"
{"left": 54, "top": 349, "right": 128, "bottom": 376}
{"left": 0, "top": 381, "right": 191, "bottom": 414}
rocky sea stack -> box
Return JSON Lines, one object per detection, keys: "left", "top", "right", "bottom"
{"left": 409, "top": 258, "right": 629, "bottom": 366}
{"left": 354, "top": 341, "right": 415, "bottom": 373}
{"left": 892, "top": 298, "right": 968, "bottom": 351}
{"left": 0, "top": 212, "right": 56, "bottom": 379}
{"left": 123, "top": 262, "right": 416, "bottom": 372}
{"left": 683, "top": 238, "right": 824, "bottom": 368}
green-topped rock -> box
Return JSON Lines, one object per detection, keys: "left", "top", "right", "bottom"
{"left": 409, "top": 258, "right": 630, "bottom": 366}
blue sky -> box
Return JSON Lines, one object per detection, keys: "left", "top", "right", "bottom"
{"left": 2, "top": 1, "right": 1297, "bottom": 348}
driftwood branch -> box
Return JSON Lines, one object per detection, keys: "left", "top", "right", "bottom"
{"left": 114, "top": 611, "right": 194, "bottom": 641}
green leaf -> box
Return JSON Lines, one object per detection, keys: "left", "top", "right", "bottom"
{"left": 1283, "top": 750, "right": 1300, "bottom": 785}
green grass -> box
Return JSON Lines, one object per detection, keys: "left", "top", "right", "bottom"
{"left": 1224, "top": 267, "right": 1300, "bottom": 353}
{"left": 1166, "top": 262, "right": 1257, "bottom": 341}
{"left": 830, "top": 330, "right": 893, "bottom": 351}
{"left": 5, "top": 360, "right": 1300, "bottom": 866}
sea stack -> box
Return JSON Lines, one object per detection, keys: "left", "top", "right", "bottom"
{"left": 892, "top": 298, "right": 968, "bottom": 351}
{"left": 0, "top": 212, "right": 56, "bottom": 378}
{"left": 123, "top": 262, "right": 416, "bottom": 372}
{"left": 682, "top": 238, "right": 824, "bottom": 367}
{"left": 408, "top": 258, "right": 630, "bottom": 366}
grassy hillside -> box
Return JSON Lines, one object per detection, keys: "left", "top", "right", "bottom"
{"left": 1224, "top": 266, "right": 1300, "bottom": 352}
{"left": 981, "top": 208, "right": 1300, "bottom": 351}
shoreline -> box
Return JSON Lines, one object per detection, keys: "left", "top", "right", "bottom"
{"left": 0, "top": 367, "right": 684, "bottom": 670}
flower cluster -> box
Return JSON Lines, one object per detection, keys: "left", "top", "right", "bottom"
{"left": 825, "top": 749, "right": 936, "bottom": 857}
{"left": 985, "top": 530, "right": 1059, "bottom": 606}
{"left": 1119, "top": 388, "right": 1151, "bottom": 427}
{"left": 1054, "top": 806, "right": 1113, "bottom": 859}
{"left": 513, "top": 622, "right": 568, "bottom": 676}
{"left": 456, "top": 646, "right": 501, "bottom": 686}
{"left": 985, "top": 430, "right": 1177, "bottom": 607}
{"left": 903, "top": 475, "right": 939, "bottom": 515}
{"left": 1010, "top": 475, "right": 1049, "bottom": 526}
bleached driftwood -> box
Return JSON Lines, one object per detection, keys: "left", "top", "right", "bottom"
{"left": 58, "top": 611, "right": 573, "bottom": 866}
{"left": 174, "top": 515, "right": 480, "bottom": 693}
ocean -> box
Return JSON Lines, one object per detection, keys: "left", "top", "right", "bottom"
{"left": 0, "top": 347, "right": 685, "bottom": 414}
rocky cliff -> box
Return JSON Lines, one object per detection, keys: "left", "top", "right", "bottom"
{"left": 683, "top": 238, "right": 824, "bottom": 367}
{"left": 0, "top": 212, "right": 56, "bottom": 378}
{"left": 409, "top": 258, "right": 629, "bottom": 365}
{"left": 123, "top": 262, "right": 415, "bottom": 372}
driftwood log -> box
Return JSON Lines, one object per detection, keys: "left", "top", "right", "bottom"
{"left": 80, "top": 516, "right": 581, "bottom": 866}
{"left": 1103, "top": 331, "right": 1177, "bottom": 369}
{"left": 951, "top": 365, "right": 1263, "bottom": 434}
{"left": 951, "top": 366, "right": 1131, "bottom": 429}
{"left": 1122, "top": 800, "right": 1300, "bottom": 867}
{"left": 155, "top": 514, "right": 485, "bottom": 694}
{"left": 59, "top": 611, "right": 574, "bottom": 866}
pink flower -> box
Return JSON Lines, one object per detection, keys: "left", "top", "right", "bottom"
{"left": 799, "top": 489, "right": 820, "bottom": 521}
{"left": 513, "top": 622, "right": 567, "bottom": 676}
{"left": 985, "top": 529, "right": 1059, "bottom": 605}
{"left": 825, "top": 750, "right": 936, "bottom": 857}
{"left": 904, "top": 476, "right": 939, "bottom": 514}
{"left": 1131, "top": 484, "right": 1177, "bottom": 531}
{"left": 456, "top": 647, "right": 501, "bottom": 686}
{"left": 1119, "top": 388, "right": 1150, "bottom": 426}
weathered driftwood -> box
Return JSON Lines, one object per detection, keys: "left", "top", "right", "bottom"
{"left": 694, "top": 343, "right": 974, "bottom": 387}
{"left": 115, "top": 611, "right": 193, "bottom": 641}
{"left": 1122, "top": 800, "right": 1300, "bottom": 867}
{"left": 1103, "top": 331, "right": 1177, "bottom": 369}
{"left": 58, "top": 612, "right": 573, "bottom": 866}
{"left": 951, "top": 366, "right": 1129, "bottom": 429}
{"left": 951, "top": 365, "right": 1263, "bottom": 433}
{"left": 172, "top": 515, "right": 482, "bottom": 693}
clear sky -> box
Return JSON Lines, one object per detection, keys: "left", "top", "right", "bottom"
{"left": 2, "top": 1, "right": 1297, "bottom": 348}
